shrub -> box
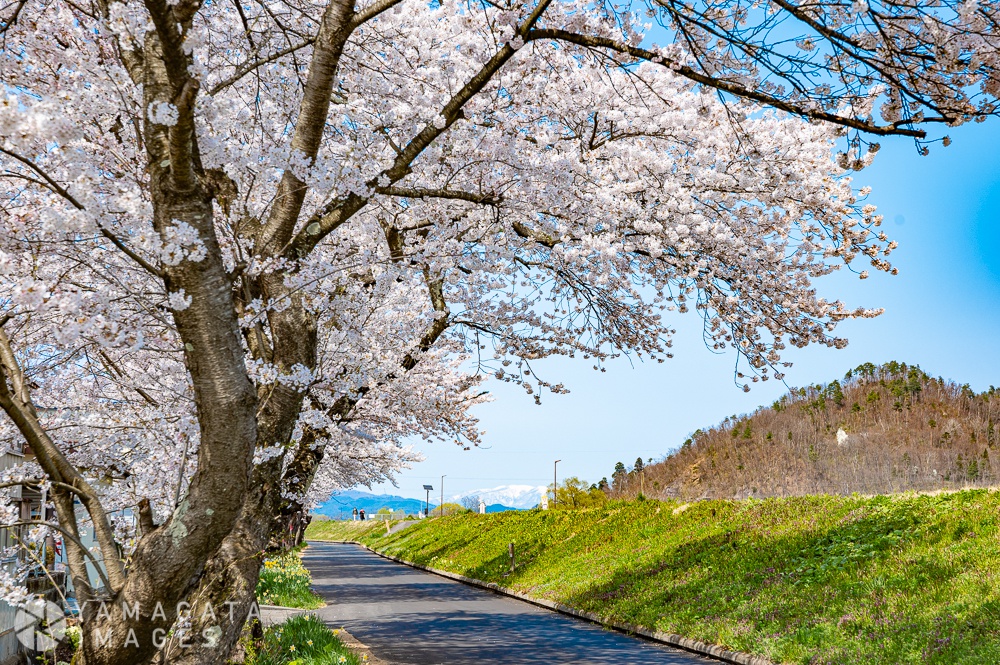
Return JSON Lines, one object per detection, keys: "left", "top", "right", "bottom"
{"left": 256, "top": 551, "right": 324, "bottom": 609}
{"left": 244, "top": 614, "right": 361, "bottom": 665}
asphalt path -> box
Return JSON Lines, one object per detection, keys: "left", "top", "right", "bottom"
{"left": 301, "top": 541, "right": 716, "bottom": 665}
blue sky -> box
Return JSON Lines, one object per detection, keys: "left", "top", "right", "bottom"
{"left": 369, "top": 120, "right": 1000, "bottom": 502}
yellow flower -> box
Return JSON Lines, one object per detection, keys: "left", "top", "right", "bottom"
{"left": 307, "top": 640, "right": 313, "bottom": 646}
{"left": 289, "top": 645, "right": 296, "bottom": 652}
{"left": 338, "top": 657, "right": 347, "bottom": 664}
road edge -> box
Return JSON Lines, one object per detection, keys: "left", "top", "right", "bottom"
{"left": 311, "top": 539, "right": 775, "bottom": 665}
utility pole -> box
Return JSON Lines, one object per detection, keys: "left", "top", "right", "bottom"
{"left": 423, "top": 484, "right": 433, "bottom": 518}
{"left": 553, "top": 460, "right": 561, "bottom": 508}
{"left": 440, "top": 475, "right": 445, "bottom": 517}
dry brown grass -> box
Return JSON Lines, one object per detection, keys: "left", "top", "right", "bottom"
{"left": 613, "top": 361, "right": 1000, "bottom": 500}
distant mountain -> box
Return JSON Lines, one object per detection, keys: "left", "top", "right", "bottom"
{"left": 316, "top": 490, "right": 430, "bottom": 518}
{"left": 450, "top": 484, "right": 548, "bottom": 510}
{"left": 485, "top": 503, "right": 521, "bottom": 513}
{"left": 315, "top": 487, "right": 533, "bottom": 519}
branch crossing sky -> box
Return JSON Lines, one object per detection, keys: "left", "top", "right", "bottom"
{"left": 371, "top": 121, "right": 1000, "bottom": 501}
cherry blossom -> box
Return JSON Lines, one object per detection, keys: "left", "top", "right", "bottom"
{"left": 0, "top": 0, "right": 996, "bottom": 662}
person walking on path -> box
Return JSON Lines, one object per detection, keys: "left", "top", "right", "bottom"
{"left": 353, "top": 507, "right": 359, "bottom": 521}
{"left": 359, "top": 509, "right": 366, "bottom": 521}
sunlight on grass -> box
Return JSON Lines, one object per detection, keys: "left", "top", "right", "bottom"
{"left": 242, "top": 614, "right": 363, "bottom": 665}
{"left": 310, "top": 492, "right": 1000, "bottom": 665}
{"left": 256, "top": 549, "right": 325, "bottom": 610}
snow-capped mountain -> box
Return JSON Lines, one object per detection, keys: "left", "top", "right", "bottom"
{"left": 450, "top": 484, "right": 548, "bottom": 509}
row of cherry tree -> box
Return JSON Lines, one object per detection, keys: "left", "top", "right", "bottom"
{"left": 2, "top": 0, "right": 1000, "bottom": 661}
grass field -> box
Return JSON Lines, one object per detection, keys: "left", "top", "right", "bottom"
{"left": 305, "top": 519, "right": 389, "bottom": 542}
{"left": 306, "top": 492, "right": 1000, "bottom": 665}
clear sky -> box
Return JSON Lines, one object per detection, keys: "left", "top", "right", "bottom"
{"left": 369, "top": 120, "right": 1000, "bottom": 502}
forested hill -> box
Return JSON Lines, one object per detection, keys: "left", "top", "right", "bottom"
{"left": 627, "top": 362, "right": 1000, "bottom": 500}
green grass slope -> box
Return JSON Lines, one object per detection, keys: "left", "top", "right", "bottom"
{"left": 306, "top": 519, "right": 390, "bottom": 541}
{"left": 307, "top": 492, "right": 1000, "bottom": 665}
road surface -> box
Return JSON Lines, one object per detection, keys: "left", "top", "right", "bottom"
{"left": 299, "top": 541, "right": 716, "bottom": 665}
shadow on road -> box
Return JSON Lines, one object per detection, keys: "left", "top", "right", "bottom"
{"left": 302, "top": 541, "right": 714, "bottom": 665}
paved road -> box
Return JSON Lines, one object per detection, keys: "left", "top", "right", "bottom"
{"left": 301, "top": 541, "right": 715, "bottom": 665}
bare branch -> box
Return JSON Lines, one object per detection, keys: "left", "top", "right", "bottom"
{"left": 0, "top": 147, "right": 86, "bottom": 209}
{"left": 208, "top": 39, "right": 316, "bottom": 95}
{"left": 527, "top": 29, "right": 928, "bottom": 138}
{"left": 3, "top": 521, "right": 113, "bottom": 593}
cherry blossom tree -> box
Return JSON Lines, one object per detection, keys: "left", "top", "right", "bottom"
{"left": 0, "top": 0, "right": 997, "bottom": 662}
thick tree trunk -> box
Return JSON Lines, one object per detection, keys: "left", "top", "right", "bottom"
{"left": 73, "top": 30, "right": 260, "bottom": 654}
{"left": 159, "top": 460, "right": 283, "bottom": 665}
{"left": 161, "top": 429, "right": 327, "bottom": 665}
{"left": 55, "top": 3, "right": 352, "bottom": 662}
{"left": 73, "top": 185, "right": 259, "bottom": 665}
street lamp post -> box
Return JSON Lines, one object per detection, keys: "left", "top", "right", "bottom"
{"left": 553, "top": 460, "right": 561, "bottom": 508}
{"left": 440, "top": 475, "right": 445, "bottom": 517}
{"left": 423, "top": 484, "right": 433, "bottom": 518}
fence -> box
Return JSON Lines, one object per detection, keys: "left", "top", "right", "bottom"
{"left": 0, "top": 450, "right": 23, "bottom": 665}
{"left": 369, "top": 511, "right": 406, "bottom": 521}
{"left": 0, "top": 599, "right": 15, "bottom": 665}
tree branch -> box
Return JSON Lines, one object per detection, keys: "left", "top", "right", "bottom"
{"left": 0, "top": 147, "right": 85, "bottom": 209}
{"left": 288, "top": 4, "right": 552, "bottom": 258}
{"left": 0, "top": 0, "right": 27, "bottom": 38}
{"left": 0, "top": 327, "right": 127, "bottom": 593}
{"left": 97, "top": 350, "right": 162, "bottom": 406}
{"left": 348, "top": 0, "right": 405, "bottom": 29}
{"left": 208, "top": 39, "right": 316, "bottom": 95}
{"left": 0, "top": 148, "right": 164, "bottom": 276}
{"left": 376, "top": 185, "right": 501, "bottom": 206}
{"left": 95, "top": 224, "right": 165, "bottom": 278}
{"left": 3, "top": 520, "right": 113, "bottom": 593}
{"left": 511, "top": 220, "right": 557, "bottom": 248}
{"left": 255, "top": 0, "right": 357, "bottom": 257}
{"left": 526, "top": 29, "right": 928, "bottom": 138}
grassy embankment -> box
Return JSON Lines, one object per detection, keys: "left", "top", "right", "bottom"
{"left": 257, "top": 548, "right": 325, "bottom": 609}
{"left": 306, "top": 492, "right": 1000, "bottom": 665}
